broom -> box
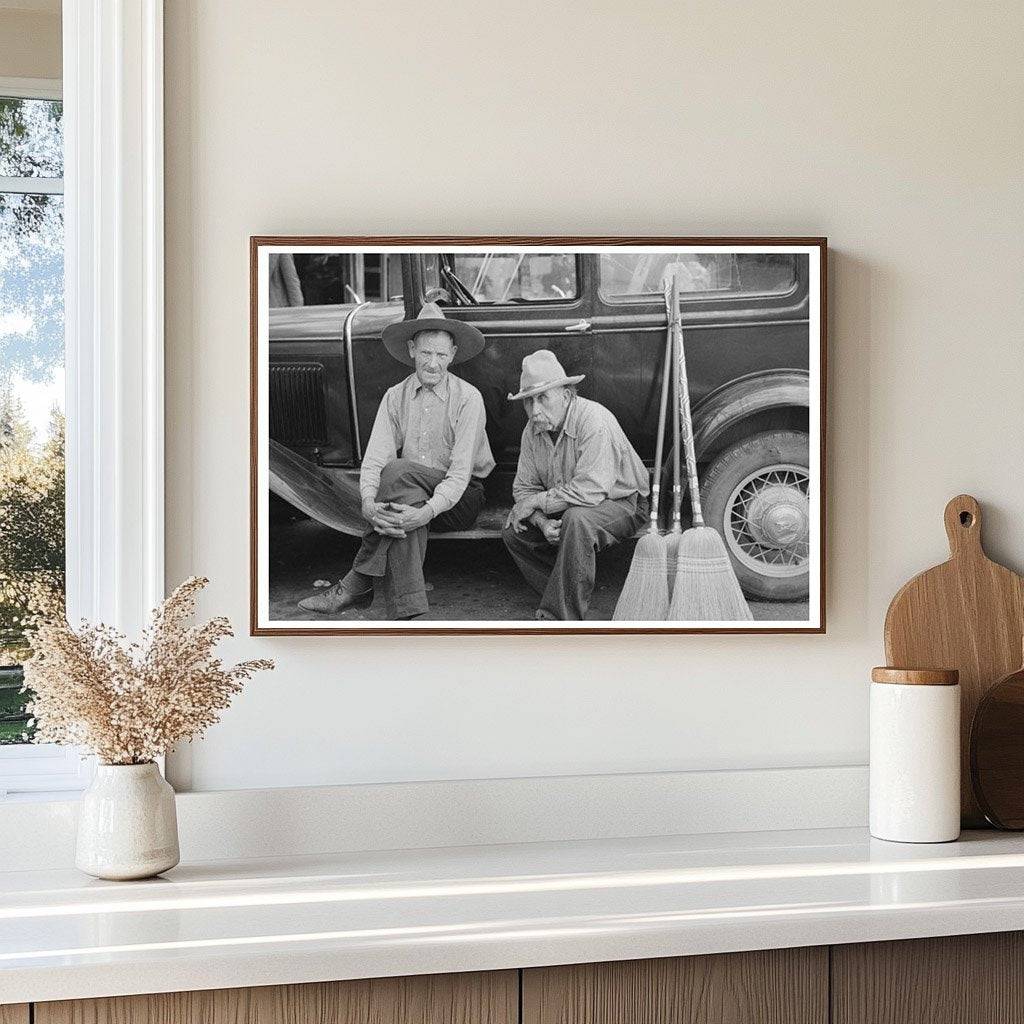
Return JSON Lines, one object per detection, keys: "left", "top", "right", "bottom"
{"left": 612, "top": 282, "right": 674, "bottom": 620}
{"left": 664, "top": 279, "right": 684, "bottom": 598}
{"left": 667, "top": 273, "right": 753, "bottom": 622}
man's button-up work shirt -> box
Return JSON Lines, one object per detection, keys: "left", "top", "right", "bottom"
{"left": 512, "top": 396, "right": 649, "bottom": 514}
{"left": 359, "top": 372, "right": 495, "bottom": 518}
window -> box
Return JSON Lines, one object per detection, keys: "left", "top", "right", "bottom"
{"left": 0, "top": 9, "right": 166, "bottom": 798}
{"left": 599, "top": 252, "right": 799, "bottom": 302}
{"left": 0, "top": 92, "right": 65, "bottom": 752}
{"left": 450, "top": 252, "right": 578, "bottom": 303}
{"left": 281, "top": 253, "right": 405, "bottom": 307}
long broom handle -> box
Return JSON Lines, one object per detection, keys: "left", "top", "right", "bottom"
{"left": 673, "top": 273, "right": 704, "bottom": 527}
{"left": 669, "top": 279, "right": 682, "bottom": 534}
{"left": 647, "top": 284, "right": 674, "bottom": 534}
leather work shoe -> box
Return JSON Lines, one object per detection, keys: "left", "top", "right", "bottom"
{"left": 298, "top": 581, "right": 374, "bottom": 615}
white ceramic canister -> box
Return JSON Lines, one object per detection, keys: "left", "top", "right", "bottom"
{"left": 869, "top": 667, "right": 961, "bottom": 843}
{"left": 76, "top": 762, "right": 180, "bottom": 880}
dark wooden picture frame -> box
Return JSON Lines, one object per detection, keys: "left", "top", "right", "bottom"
{"left": 250, "top": 236, "right": 827, "bottom": 636}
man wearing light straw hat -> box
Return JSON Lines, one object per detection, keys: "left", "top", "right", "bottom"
{"left": 502, "top": 350, "right": 648, "bottom": 620}
{"left": 298, "top": 303, "right": 494, "bottom": 620}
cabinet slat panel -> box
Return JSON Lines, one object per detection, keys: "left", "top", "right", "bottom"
{"left": 0, "top": 1006, "right": 29, "bottom": 1024}
{"left": 832, "top": 932, "right": 1024, "bottom": 1024}
{"left": 522, "top": 948, "right": 828, "bottom": 1024}
{"left": 35, "top": 970, "right": 517, "bottom": 1024}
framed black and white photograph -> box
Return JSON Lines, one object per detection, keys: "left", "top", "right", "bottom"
{"left": 250, "top": 237, "right": 826, "bottom": 635}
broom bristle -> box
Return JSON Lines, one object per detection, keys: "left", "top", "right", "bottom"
{"left": 667, "top": 526, "right": 753, "bottom": 622}
{"left": 613, "top": 532, "right": 670, "bottom": 620}
{"left": 665, "top": 531, "right": 682, "bottom": 599}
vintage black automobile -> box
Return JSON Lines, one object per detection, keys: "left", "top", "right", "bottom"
{"left": 268, "top": 251, "right": 813, "bottom": 601}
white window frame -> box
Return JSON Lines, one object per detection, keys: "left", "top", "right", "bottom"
{"left": 0, "top": 1, "right": 164, "bottom": 799}
{"left": 0, "top": 77, "right": 61, "bottom": 101}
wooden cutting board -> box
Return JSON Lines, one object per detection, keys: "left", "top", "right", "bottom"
{"left": 884, "top": 494, "right": 1024, "bottom": 826}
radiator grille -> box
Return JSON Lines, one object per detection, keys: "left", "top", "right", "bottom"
{"left": 269, "top": 362, "right": 329, "bottom": 445}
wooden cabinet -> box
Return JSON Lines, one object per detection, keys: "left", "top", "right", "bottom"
{"left": 522, "top": 948, "right": 828, "bottom": 1024}
{"left": 832, "top": 932, "right": 1024, "bottom": 1024}
{"left": 22, "top": 932, "right": 1024, "bottom": 1024}
{"left": 34, "top": 971, "right": 517, "bottom": 1024}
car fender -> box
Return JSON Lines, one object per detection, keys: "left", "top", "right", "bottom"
{"left": 692, "top": 369, "right": 810, "bottom": 459}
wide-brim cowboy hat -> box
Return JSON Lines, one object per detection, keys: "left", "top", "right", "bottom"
{"left": 381, "top": 302, "right": 486, "bottom": 366}
{"left": 507, "top": 349, "right": 585, "bottom": 401}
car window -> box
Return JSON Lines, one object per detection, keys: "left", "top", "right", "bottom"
{"left": 599, "top": 253, "right": 798, "bottom": 302}
{"left": 450, "top": 253, "right": 577, "bottom": 303}
{"left": 283, "top": 254, "right": 403, "bottom": 306}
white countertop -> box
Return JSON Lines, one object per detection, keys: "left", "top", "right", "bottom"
{"left": 4, "top": 826, "right": 1024, "bottom": 1004}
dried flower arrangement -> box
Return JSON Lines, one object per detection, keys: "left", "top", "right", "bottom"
{"left": 22, "top": 576, "right": 273, "bottom": 765}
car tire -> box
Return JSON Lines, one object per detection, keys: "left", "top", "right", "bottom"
{"left": 700, "top": 430, "right": 811, "bottom": 602}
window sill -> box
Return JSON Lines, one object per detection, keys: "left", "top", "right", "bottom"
{"left": 0, "top": 744, "right": 93, "bottom": 799}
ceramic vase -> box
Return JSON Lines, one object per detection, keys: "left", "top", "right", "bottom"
{"left": 76, "top": 762, "right": 180, "bottom": 880}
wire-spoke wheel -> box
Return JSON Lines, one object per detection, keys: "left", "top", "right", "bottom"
{"left": 701, "top": 430, "right": 811, "bottom": 601}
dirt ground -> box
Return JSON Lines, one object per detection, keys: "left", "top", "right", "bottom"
{"left": 269, "top": 519, "right": 809, "bottom": 623}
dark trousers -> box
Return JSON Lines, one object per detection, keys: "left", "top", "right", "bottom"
{"left": 502, "top": 496, "right": 647, "bottom": 620}
{"left": 350, "top": 458, "right": 485, "bottom": 618}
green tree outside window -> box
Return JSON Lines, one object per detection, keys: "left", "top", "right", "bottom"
{"left": 0, "top": 95, "right": 65, "bottom": 744}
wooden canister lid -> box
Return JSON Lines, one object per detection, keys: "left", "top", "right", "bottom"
{"left": 871, "top": 666, "right": 959, "bottom": 686}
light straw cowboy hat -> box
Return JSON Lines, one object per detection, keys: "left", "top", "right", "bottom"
{"left": 507, "top": 349, "right": 585, "bottom": 401}
{"left": 381, "top": 302, "right": 486, "bottom": 366}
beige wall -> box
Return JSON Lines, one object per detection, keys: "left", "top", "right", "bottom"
{"left": 164, "top": 1, "right": 1024, "bottom": 791}
{"left": 0, "top": 7, "right": 60, "bottom": 81}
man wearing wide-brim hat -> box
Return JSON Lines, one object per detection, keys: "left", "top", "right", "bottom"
{"left": 503, "top": 350, "right": 649, "bottom": 620}
{"left": 298, "top": 303, "right": 494, "bottom": 619}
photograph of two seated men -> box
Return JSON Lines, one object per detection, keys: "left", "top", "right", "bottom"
{"left": 259, "top": 247, "right": 820, "bottom": 631}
